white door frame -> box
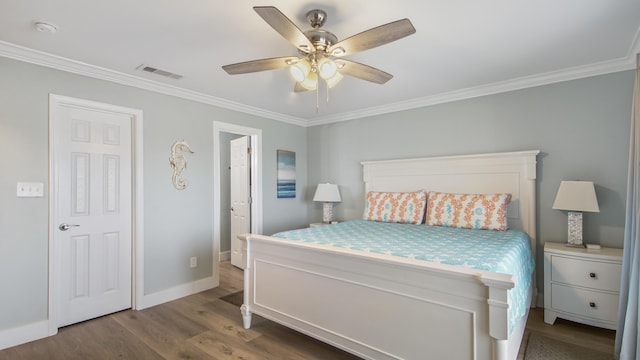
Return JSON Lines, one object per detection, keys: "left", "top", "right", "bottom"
{"left": 48, "top": 94, "right": 144, "bottom": 335}
{"left": 213, "top": 122, "right": 262, "bottom": 265}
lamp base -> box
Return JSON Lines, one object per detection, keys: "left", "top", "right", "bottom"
{"left": 564, "top": 243, "right": 586, "bottom": 248}
{"left": 322, "top": 202, "right": 334, "bottom": 223}
{"left": 566, "top": 211, "right": 584, "bottom": 246}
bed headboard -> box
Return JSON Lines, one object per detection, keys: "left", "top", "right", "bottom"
{"left": 361, "top": 150, "right": 540, "bottom": 250}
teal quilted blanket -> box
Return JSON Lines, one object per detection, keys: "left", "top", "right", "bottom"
{"left": 272, "top": 219, "right": 534, "bottom": 333}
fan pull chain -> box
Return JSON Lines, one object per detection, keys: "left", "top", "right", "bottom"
{"left": 326, "top": 80, "right": 330, "bottom": 104}
{"left": 316, "top": 81, "right": 319, "bottom": 112}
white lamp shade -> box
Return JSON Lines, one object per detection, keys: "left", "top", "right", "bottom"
{"left": 313, "top": 183, "right": 341, "bottom": 202}
{"left": 290, "top": 59, "right": 311, "bottom": 82}
{"left": 318, "top": 58, "right": 338, "bottom": 79}
{"left": 552, "top": 181, "right": 600, "bottom": 212}
{"left": 299, "top": 71, "right": 318, "bottom": 91}
{"left": 325, "top": 71, "right": 343, "bottom": 88}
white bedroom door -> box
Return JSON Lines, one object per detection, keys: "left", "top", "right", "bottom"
{"left": 52, "top": 99, "right": 132, "bottom": 327}
{"left": 230, "top": 136, "right": 250, "bottom": 268}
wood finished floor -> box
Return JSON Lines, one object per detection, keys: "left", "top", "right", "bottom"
{"left": 1, "top": 262, "right": 615, "bottom": 360}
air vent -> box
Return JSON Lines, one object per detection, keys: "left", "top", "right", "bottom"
{"left": 136, "top": 64, "right": 183, "bottom": 80}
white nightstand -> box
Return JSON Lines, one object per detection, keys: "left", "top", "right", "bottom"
{"left": 544, "top": 242, "right": 623, "bottom": 330}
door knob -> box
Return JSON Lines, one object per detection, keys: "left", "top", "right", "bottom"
{"left": 58, "top": 223, "right": 80, "bottom": 231}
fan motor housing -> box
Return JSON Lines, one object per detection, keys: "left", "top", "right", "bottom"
{"left": 303, "top": 9, "right": 336, "bottom": 52}
{"left": 304, "top": 29, "right": 337, "bottom": 51}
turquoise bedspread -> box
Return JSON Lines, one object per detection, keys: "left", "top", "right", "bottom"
{"left": 272, "top": 219, "right": 534, "bottom": 333}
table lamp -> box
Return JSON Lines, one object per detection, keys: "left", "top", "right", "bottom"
{"left": 552, "top": 180, "right": 600, "bottom": 247}
{"left": 313, "top": 183, "right": 341, "bottom": 223}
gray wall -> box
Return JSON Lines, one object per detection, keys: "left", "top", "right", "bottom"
{"left": 0, "top": 56, "right": 308, "bottom": 332}
{"left": 307, "top": 70, "right": 634, "bottom": 290}
{"left": 0, "top": 53, "right": 633, "bottom": 334}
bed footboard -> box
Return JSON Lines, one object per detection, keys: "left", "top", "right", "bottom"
{"left": 239, "top": 233, "right": 518, "bottom": 360}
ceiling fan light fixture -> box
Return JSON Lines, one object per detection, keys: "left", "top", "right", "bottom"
{"left": 290, "top": 59, "right": 311, "bottom": 82}
{"left": 318, "top": 57, "right": 338, "bottom": 80}
{"left": 299, "top": 71, "right": 318, "bottom": 91}
{"left": 330, "top": 47, "right": 346, "bottom": 57}
{"left": 223, "top": 6, "right": 416, "bottom": 107}
{"left": 325, "top": 71, "right": 343, "bottom": 88}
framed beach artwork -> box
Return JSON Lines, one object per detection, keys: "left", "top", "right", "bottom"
{"left": 277, "top": 150, "right": 296, "bottom": 198}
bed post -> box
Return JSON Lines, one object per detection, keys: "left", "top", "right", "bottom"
{"left": 524, "top": 153, "right": 538, "bottom": 307}
{"left": 480, "top": 274, "right": 514, "bottom": 360}
{"left": 239, "top": 234, "right": 252, "bottom": 329}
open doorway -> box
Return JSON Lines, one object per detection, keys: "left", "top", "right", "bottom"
{"left": 213, "top": 122, "right": 263, "bottom": 270}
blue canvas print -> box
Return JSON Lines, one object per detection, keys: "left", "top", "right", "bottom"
{"left": 277, "top": 150, "right": 296, "bottom": 198}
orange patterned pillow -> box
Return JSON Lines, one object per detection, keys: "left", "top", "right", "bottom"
{"left": 363, "top": 191, "right": 427, "bottom": 224}
{"left": 425, "top": 192, "right": 511, "bottom": 231}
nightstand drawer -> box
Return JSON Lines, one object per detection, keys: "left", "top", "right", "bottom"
{"left": 550, "top": 255, "right": 621, "bottom": 292}
{"left": 550, "top": 283, "right": 619, "bottom": 323}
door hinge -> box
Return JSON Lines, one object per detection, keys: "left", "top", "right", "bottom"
{"left": 248, "top": 196, "right": 252, "bottom": 204}
{"left": 247, "top": 147, "right": 252, "bottom": 155}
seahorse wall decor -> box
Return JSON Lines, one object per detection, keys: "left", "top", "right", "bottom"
{"left": 169, "top": 140, "right": 194, "bottom": 190}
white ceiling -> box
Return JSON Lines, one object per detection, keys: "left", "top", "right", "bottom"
{"left": 1, "top": 1, "right": 639, "bottom": 126}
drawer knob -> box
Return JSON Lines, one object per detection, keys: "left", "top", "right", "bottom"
{"left": 589, "top": 302, "right": 596, "bottom": 308}
{"left": 589, "top": 272, "right": 597, "bottom": 278}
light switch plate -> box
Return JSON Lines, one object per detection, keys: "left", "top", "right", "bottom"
{"left": 17, "top": 182, "right": 44, "bottom": 197}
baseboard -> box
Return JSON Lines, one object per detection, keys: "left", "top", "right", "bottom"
{"left": 0, "top": 320, "right": 50, "bottom": 351}
{"left": 0, "top": 277, "right": 218, "bottom": 350}
{"left": 219, "top": 250, "right": 231, "bottom": 261}
{"left": 138, "top": 276, "right": 217, "bottom": 310}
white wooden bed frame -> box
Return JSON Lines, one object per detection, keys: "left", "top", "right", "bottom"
{"left": 239, "top": 150, "right": 539, "bottom": 360}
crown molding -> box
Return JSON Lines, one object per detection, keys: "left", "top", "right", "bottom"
{"left": 310, "top": 34, "right": 640, "bottom": 126}
{"left": 1, "top": 40, "right": 636, "bottom": 128}
{"left": 307, "top": 55, "right": 637, "bottom": 126}
{"left": 0, "top": 40, "right": 307, "bottom": 127}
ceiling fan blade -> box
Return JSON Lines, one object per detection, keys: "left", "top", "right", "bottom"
{"left": 338, "top": 59, "right": 393, "bottom": 84}
{"left": 328, "top": 19, "right": 416, "bottom": 56}
{"left": 222, "top": 56, "right": 298, "bottom": 75}
{"left": 254, "top": 6, "right": 315, "bottom": 53}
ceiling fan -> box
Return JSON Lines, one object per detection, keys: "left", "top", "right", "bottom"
{"left": 222, "top": 6, "right": 416, "bottom": 92}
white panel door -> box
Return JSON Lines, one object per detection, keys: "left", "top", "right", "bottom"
{"left": 230, "top": 136, "right": 250, "bottom": 268}
{"left": 53, "top": 104, "right": 132, "bottom": 327}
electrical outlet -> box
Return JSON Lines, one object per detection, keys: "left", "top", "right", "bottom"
{"left": 190, "top": 256, "right": 197, "bottom": 268}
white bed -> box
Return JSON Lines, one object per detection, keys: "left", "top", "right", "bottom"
{"left": 238, "top": 150, "right": 539, "bottom": 360}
